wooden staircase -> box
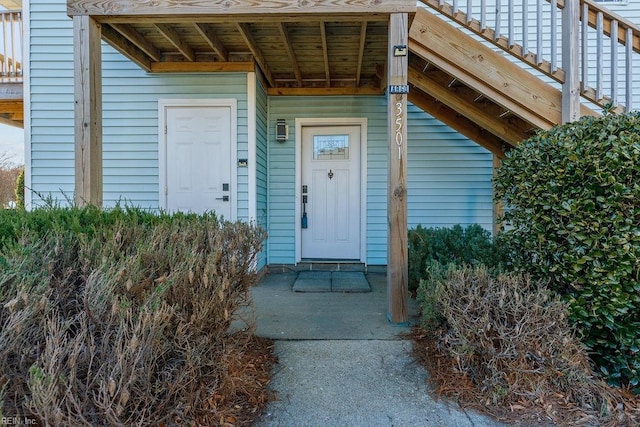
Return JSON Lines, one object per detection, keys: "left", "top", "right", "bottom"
{"left": 408, "top": 0, "right": 640, "bottom": 157}
{"left": 0, "top": 8, "right": 22, "bottom": 128}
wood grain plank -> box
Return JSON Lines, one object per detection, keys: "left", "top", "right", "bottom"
{"left": 320, "top": 22, "right": 331, "bottom": 87}
{"left": 150, "top": 61, "right": 255, "bottom": 72}
{"left": 237, "top": 22, "right": 275, "bottom": 87}
{"left": 111, "top": 23, "right": 162, "bottom": 61}
{"left": 408, "top": 66, "right": 529, "bottom": 146}
{"left": 267, "top": 86, "right": 383, "bottom": 96}
{"left": 154, "top": 23, "right": 196, "bottom": 61}
{"left": 387, "top": 12, "right": 409, "bottom": 325}
{"left": 68, "top": 0, "right": 417, "bottom": 16}
{"left": 74, "top": 16, "right": 103, "bottom": 207}
{"left": 277, "top": 22, "right": 303, "bottom": 87}
{"left": 410, "top": 9, "right": 575, "bottom": 129}
{"left": 356, "top": 21, "right": 367, "bottom": 87}
{"left": 102, "top": 25, "right": 153, "bottom": 71}
{"left": 194, "top": 23, "right": 228, "bottom": 61}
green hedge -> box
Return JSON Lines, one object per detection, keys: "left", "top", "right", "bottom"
{"left": 495, "top": 112, "right": 640, "bottom": 392}
{"left": 408, "top": 224, "right": 507, "bottom": 292}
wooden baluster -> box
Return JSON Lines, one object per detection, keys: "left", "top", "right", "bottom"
{"left": 2, "top": 13, "right": 7, "bottom": 79}
{"left": 508, "top": 0, "right": 514, "bottom": 48}
{"left": 611, "top": 19, "right": 618, "bottom": 107}
{"left": 537, "top": 1, "right": 543, "bottom": 65}
{"left": 582, "top": 2, "right": 589, "bottom": 93}
{"left": 522, "top": 0, "right": 528, "bottom": 55}
{"left": 562, "top": 0, "right": 580, "bottom": 123}
{"left": 626, "top": 27, "right": 633, "bottom": 111}
{"left": 551, "top": 0, "right": 558, "bottom": 73}
{"left": 495, "top": 0, "right": 502, "bottom": 41}
{"left": 597, "top": 11, "right": 604, "bottom": 101}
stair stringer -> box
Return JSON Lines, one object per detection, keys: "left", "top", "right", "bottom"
{"left": 408, "top": 8, "right": 596, "bottom": 143}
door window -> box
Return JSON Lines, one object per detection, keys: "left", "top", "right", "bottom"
{"left": 313, "top": 134, "right": 349, "bottom": 160}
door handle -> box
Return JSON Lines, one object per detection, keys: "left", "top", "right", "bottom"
{"left": 216, "top": 195, "right": 230, "bottom": 202}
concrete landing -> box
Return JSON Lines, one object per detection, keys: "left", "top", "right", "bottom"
{"left": 236, "top": 271, "right": 505, "bottom": 427}
{"left": 233, "top": 271, "right": 417, "bottom": 340}
{"left": 292, "top": 271, "right": 370, "bottom": 293}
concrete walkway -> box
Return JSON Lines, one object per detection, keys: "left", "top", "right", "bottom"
{"left": 234, "top": 271, "right": 504, "bottom": 427}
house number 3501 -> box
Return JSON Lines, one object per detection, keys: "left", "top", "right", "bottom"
{"left": 395, "top": 101, "right": 403, "bottom": 160}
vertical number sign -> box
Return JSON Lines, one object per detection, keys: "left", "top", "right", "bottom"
{"left": 395, "top": 99, "right": 403, "bottom": 160}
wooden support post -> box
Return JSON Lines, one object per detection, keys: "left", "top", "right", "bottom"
{"left": 74, "top": 16, "right": 103, "bottom": 207}
{"left": 562, "top": 0, "right": 580, "bottom": 123}
{"left": 387, "top": 13, "right": 409, "bottom": 324}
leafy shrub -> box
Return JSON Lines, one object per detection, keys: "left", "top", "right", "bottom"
{"left": 0, "top": 207, "right": 269, "bottom": 425}
{"left": 408, "top": 224, "right": 507, "bottom": 292}
{"left": 494, "top": 112, "right": 640, "bottom": 392}
{"left": 415, "top": 264, "right": 637, "bottom": 424}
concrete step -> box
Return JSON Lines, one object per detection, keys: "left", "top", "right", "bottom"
{"left": 292, "top": 271, "right": 370, "bottom": 293}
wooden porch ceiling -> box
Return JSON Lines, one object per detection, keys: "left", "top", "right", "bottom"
{"left": 67, "top": 0, "right": 417, "bottom": 95}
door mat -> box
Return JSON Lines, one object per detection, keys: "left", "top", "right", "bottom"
{"left": 292, "top": 271, "right": 370, "bottom": 293}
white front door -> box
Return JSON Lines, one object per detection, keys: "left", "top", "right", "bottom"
{"left": 163, "top": 105, "right": 233, "bottom": 218}
{"left": 301, "top": 125, "right": 361, "bottom": 260}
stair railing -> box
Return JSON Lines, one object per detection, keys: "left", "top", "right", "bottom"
{"left": 0, "top": 10, "right": 22, "bottom": 83}
{"left": 420, "top": 0, "right": 640, "bottom": 117}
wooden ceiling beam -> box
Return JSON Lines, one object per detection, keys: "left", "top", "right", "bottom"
{"left": 111, "top": 23, "right": 162, "bottom": 62}
{"left": 88, "top": 14, "right": 392, "bottom": 25}
{"left": 0, "top": 100, "right": 24, "bottom": 122}
{"left": 320, "top": 22, "right": 331, "bottom": 88}
{"left": 408, "top": 65, "right": 530, "bottom": 146}
{"left": 267, "top": 86, "right": 383, "bottom": 96}
{"left": 68, "top": 0, "right": 417, "bottom": 16}
{"left": 150, "top": 61, "right": 255, "bottom": 73}
{"left": 278, "top": 22, "right": 303, "bottom": 87}
{"left": 154, "top": 23, "right": 196, "bottom": 62}
{"left": 408, "top": 89, "right": 506, "bottom": 157}
{"left": 236, "top": 22, "right": 275, "bottom": 87}
{"left": 356, "top": 21, "right": 367, "bottom": 87}
{"left": 101, "top": 25, "right": 152, "bottom": 72}
{"left": 193, "top": 23, "right": 228, "bottom": 61}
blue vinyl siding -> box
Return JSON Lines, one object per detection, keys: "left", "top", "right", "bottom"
{"left": 29, "top": 0, "right": 249, "bottom": 216}
{"left": 266, "top": 97, "right": 494, "bottom": 266}
{"left": 407, "top": 104, "right": 494, "bottom": 229}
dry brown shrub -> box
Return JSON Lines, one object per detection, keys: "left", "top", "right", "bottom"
{"left": 0, "top": 153, "right": 21, "bottom": 207}
{"left": 0, "top": 214, "right": 275, "bottom": 426}
{"left": 413, "top": 265, "right": 640, "bottom": 426}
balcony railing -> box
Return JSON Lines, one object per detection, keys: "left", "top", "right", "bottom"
{"left": 0, "top": 10, "right": 22, "bottom": 83}
{"left": 421, "top": 0, "right": 640, "bottom": 114}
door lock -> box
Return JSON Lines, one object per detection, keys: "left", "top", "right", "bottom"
{"left": 216, "top": 195, "right": 230, "bottom": 202}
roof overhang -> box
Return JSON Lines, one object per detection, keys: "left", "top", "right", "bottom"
{"left": 67, "top": 0, "right": 416, "bottom": 95}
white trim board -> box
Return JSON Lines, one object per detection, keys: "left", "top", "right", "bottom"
{"left": 247, "top": 73, "right": 257, "bottom": 222}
